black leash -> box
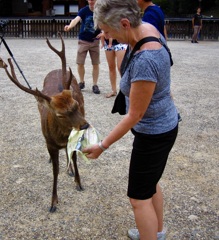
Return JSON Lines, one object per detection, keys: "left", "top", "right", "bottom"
{"left": 0, "top": 31, "right": 32, "bottom": 89}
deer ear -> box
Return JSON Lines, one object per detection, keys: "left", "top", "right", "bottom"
{"left": 63, "top": 89, "right": 72, "bottom": 96}
{"left": 36, "top": 96, "right": 51, "bottom": 108}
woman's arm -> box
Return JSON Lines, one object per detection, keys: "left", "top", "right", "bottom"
{"left": 83, "top": 80, "right": 156, "bottom": 159}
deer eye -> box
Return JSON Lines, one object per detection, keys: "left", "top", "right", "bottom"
{"left": 56, "top": 113, "right": 66, "bottom": 119}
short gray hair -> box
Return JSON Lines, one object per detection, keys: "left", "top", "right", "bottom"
{"left": 93, "top": 0, "right": 141, "bottom": 30}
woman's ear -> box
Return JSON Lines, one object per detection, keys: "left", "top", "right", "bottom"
{"left": 120, "top": 18, "right": 130, "bottom": 30}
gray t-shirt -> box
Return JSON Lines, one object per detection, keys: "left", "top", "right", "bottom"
{"left": 120, "top": 45, "right": 178, "bottom": 134}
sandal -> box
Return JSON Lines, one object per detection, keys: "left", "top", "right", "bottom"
{"left": 105, "top": 91, "right": 117, "bottom": 98}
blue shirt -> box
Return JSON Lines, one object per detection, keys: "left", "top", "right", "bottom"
{"left": 120, "top": 40, "right": 178, "bottom": 134}
{"left": 78, "top": 6, "right": 100, "bottom": 42}
{"left": 142, "top": 5, "right": 165, "bottom": 38}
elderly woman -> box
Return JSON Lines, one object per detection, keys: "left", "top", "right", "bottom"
{"left": 83, "top": 0, "right": 178, "bottom": 239}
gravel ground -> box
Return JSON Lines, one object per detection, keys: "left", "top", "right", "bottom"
{"left": 0, "top": 38, "right": 218, "bottom": 240}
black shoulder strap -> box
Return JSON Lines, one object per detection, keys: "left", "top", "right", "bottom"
{"left": 125, "top": 36, "right": 173, "bottom": 70}
{"left": 128, "top": 37, "right": 160, "bottom": 64}
{"left": 141, "top": 37, "right": 173, "bottom": 66}
{"left": 133, "top": 36, "right": 161, "bottom": 51}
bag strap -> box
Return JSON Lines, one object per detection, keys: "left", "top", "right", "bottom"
{"left": 125, "top": 36, "right": 173, "bottom": 71}
{"left": 126, "top": 37, "right": 156, "bottom": 68}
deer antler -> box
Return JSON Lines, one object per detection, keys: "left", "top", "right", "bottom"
{"left": 46, "top": 32, "right": 68, "bottom": 90}
{"left": 66, "top": 67, "right": 73, "bottom": 90}
{"left": 2, "top": 58, "right": 51, "bottom": 102}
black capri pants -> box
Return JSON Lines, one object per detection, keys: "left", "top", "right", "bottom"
{"left": 127, "top": 125, "right": 178, "bottom": 200}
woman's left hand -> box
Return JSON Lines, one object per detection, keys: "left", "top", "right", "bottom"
{"left": 82, "top": 144, "right": 103, "bottom": 159}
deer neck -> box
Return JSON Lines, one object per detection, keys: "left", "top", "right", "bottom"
{"left": 44, "top": 112, "right": 72, "bottom": 148}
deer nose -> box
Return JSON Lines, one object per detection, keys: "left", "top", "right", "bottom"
{"left": 80, "top": 123, "right": 90, "bottom": 130}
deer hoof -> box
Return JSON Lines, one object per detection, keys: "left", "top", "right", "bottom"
{"left": 49, "top": 206, "right": 57, "bottom": 213}
{"left": 76, "top": 185, "right": 84, "bottom": 191}
{"left": 67, "top": 171, "right": 74, "bottom": 177}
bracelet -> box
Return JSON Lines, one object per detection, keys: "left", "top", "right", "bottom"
{"left": 98, "top": 141, "right": 108, "bottom": 151}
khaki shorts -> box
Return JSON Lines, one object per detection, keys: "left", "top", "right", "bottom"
{"left": 76, "top": 40, "right": 100, "bottom": 65}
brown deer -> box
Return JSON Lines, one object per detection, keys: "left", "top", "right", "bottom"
{"left": 0, "top": 32, "right": 89, "bottom": 212}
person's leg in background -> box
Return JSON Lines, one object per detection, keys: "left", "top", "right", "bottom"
{"left": 192, "top": 26, "right": 199, "bottom": 43}
{"left": 105, "top": 44, "right": 126, "bottom": 98}
{"left": 105, "top": 49, "right": 117, "bottom": 97}
{"left": 90, "top": 40, "right": 100, "bottom": 94}
{"left": 115, "top": 44, "right": 126, "bottom": 73}
{"left": 77, "top": 40, "right": 88, "bottom": 90}
{"left": 77, "top": 64, "right": 85, "bottom": 88}
{"left": 196, "top": 26, "right": 201, "bottom": 42}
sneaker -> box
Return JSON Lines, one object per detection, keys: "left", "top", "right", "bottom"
{"left": 92, "top": 85, "right": 100, "bottom": 94}
{"left": 128, "top": 227, "right": 167, "bottom": 240}
{"left": 128, "top": 229, "right": 139, "bottom": 240}
{"left": 157, "top": 228, "right": 167, "bottom": 240}
{"left": 191, "top": 40, "right": 194, "bottom": 43}
{"left": 194, "top": 40, "right": 199, "bottom": 43}
{"left": 79, "top": 82, "right": 85, "bottom": 90}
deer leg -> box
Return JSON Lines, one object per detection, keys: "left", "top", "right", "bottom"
{"left": 72, "top": 151, "right": 84, "bottom": 191}
{"left": 65, "top": 148, "right": 74, "bottom": 177}
{"left": 48, "top": 147, "right": 59, "bottom": 213}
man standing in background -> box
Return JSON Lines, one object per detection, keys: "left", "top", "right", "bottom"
{"left": 191, "top": 7, "right": 203, "bottom": 43}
